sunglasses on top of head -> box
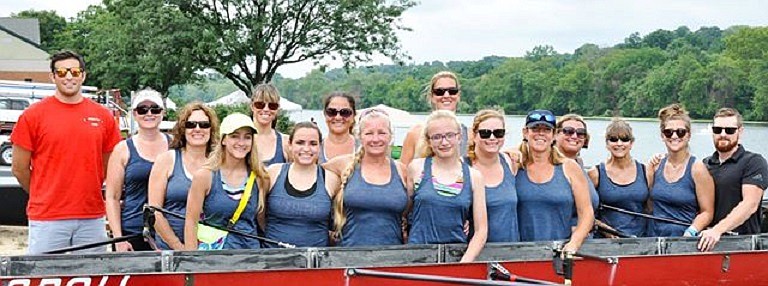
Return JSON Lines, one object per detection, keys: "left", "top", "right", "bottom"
{"left": 712, "top": 126, "right": 738, "bottom": 135}
{"left": 135, "top": 105, "right": 163, "bottom": 115}
{"left": 184, "top": 121, "right": 211, "bottom": 129}
{"left": 477, "top": 129, "right": 505, "bottom": 139}
{"left": 559, "top": 127, "right": 587, "bottom": 138}
{"left": 53, "top": 67, "right": 83, "bottom": 78}
{"left": 432, "top": 87, "right": 459, "bottom": 96}
{"left": 253, "top": 101, "right": 279, "bottom": 110}
{"left": 662, "top": 128, "right": 688, "bottom": 138}
{"left": 527, "top": 112, "right": 556, "bottom": 123}
{"left": 607, "top": 135, "right": 632, "bottom": 143}
{"left": 325, "top": 107, "right": 354, "bottom": 118}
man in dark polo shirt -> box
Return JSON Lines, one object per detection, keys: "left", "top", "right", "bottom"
{"left": 698, "top": 108, "right": 768, "bottom": 252}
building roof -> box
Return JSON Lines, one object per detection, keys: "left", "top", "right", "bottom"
{"left": 0, "top": 23, "right": 44, "bottom": 51}
{"left": 0, "top": 18, "right": 40, "bottom": 45}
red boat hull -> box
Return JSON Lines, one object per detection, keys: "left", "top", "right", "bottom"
{"left": 4, "top": 251, "right": 768, "bottom": 286}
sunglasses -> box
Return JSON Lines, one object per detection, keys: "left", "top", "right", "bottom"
{"left": 432, "top": 87, "right": 459, "bottom": 96}
{"left": 253, "top": 101, "right": 279, "bottom": 111}
{"left": 53, "top": 67, "right": 83, "bottom": 78}
{"left": 662, "top": 128, "right": 688, "bottom": 138}
{"left": 607, "top": 136, "right": 632, "bottom": 143}
{"left": 135, "top": 105, "right": 163, "bottom": 115}
{"left": 712, "top": 126, "right": 738, "bottom": 135}
{"left": 428, "top": 132, "right": 459, "bottom": 142}
{"left": 184, "top": 121, "right": 211, "bottom": 129}
{"left": 325, "top": 107, "right": 354, "bottom": 118}
{"left": 477, "top": 129, "right": 505, "bottom": 139}
{"left": 527, "top": 112, "right": 556, "bottom": 124}
{"left": 560, "top": 127, "right": 587, "bottom": 138}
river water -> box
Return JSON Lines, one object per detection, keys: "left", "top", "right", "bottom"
{"left": 289, "top": 110, "right": 768, "bottom": 167}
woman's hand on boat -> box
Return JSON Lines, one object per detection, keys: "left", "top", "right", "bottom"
{"left": 697, "top": 229, "right": 722, "bottom": 252}
{"left": 115, "top": 241, "right": 133, "bottom": 252}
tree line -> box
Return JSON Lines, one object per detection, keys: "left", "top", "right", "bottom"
{"left": 11, "top": 4, "right": 768, "bottom": 121}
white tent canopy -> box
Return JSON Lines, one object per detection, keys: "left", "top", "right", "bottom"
{"left": 206, "top": 90, "right": 302, "bottom": 112}
{"left": 357, "top": 104, "right": 415, "bottom": 128}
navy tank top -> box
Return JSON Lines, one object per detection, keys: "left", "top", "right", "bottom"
{"left": 408, "top": 157, "right": 473, "bottom": 244}
{"left": 474, "top": 155, "right": 519, "bottom": 243}
{"left": 263, "top": 130, "right": 286, "bottom": 166}
{"left": 155, "top": 149, "right": 190, "bottom": 250}
{"left": 265, "top": 164, "right": 332, "bottom": 247}
{"left": 649, "top": 156, "right": 698, "bottom": 237}
{"left": 121, "top": 138, "right": 153, "bottom": 235}
{"left": 570, "top": 170, "right": 599, "bottom": 236}
{"left": 340, "top": 159, "right": 408, "bottom": 246}
{"left": 201, "top": 170, "right": 261, "bottom": 249}
{"left": 318, "top": 139, "right": 360, "bottom": 164}
{"left": 596, "top": 161, "right": 649, "bottom": 237}
{"left": 516, "top": 164, "right": 574, "bottom": 242}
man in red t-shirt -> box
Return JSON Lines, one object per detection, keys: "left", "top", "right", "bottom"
{"left": 11, "top": 50, "right": 122, "bottom": 254}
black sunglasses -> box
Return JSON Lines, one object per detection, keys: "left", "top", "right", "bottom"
{"left": 527, "top": 112, "right": 556, "bottom": 123}
{"left": 135, "top": 105, "right": 163, "bottom": 115}
{"left": 607, "top": 136, "right": 632, "bottom": 143}
{"left": 477, "top": 129, "right": 505, "bottom": 139}
{"left": 184, "top": 121, "right": 211, "bottom": 129}
{"left": 560, "top": 127, "right": 587, "bottom": 138}
{"left": 325, "top": 107, "right": 354, "bottom": 118}
{"left": 432, "top": 87, "right": 459, "bottom": 96}
{"left": 712, "top": 126, "right": 738, "bottom": 135}
{"left": 662, "top": 128, "right": 688, "bottom": 138}
{"left": 253, "top": 101, "right": 279, "bottom": 111}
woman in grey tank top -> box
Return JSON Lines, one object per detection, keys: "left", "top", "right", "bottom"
{"left": 516, "top": 109, "right": 593, "bottom": 253}
{"left": 320, "top": 92, "right": 357, "bottom": 163}
{"left": 183, "top": 113, "right": 270, "bottom": 250}
{"left": 106, "top": 89, "right": 169, "bottom": 251}
{"left": 401, "top": 71, "right": 469, "bottom": 166}
{"left": 251, "top": 84, "right": 289, "bottom": 166}
{"left": 148, "top": 102, "right": 219, "bottom": 250}
{"left": 324, "top": 108, "right": 409, "bottom": 246}
{"left": 406, "top": 110, "right": 487, "bottom": 262}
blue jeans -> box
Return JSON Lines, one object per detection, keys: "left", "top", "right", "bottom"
{"left": 28, "top": 218, "right": 107, "bottom": 254}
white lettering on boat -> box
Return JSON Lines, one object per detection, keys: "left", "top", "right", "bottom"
{"left": 5, "top": 276, "right": 131, "bottom": 286}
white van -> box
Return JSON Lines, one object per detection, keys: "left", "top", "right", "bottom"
{"left": 0, "top": 97, "right": 33, "bottom": 135}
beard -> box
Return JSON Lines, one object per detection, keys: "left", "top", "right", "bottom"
{"left": 715, "top": 138, "right": 738, "bottom": 153}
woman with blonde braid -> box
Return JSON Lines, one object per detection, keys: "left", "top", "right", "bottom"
{"left": 407, "top": 110, "right": 487, "bottom": 262}
{"left": 183, "top": 113, "right": 270, "bottom": 250}
{"left": 466, "top": 109, "right": 520, "bottom": 242}
{"left": 324, "top": 109, "right": 409, "bottom": 246}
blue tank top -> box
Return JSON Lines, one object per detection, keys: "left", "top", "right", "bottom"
{"left": 408, "top": 157, "right": 473, "bottom": 244}
{"left": 263, "top": 130, "right": 286, "bottom": 166}
{"left": 569, "top": 170, "right": 599, "bottom": 236}
{"left": 340, "top": 159, "right": 408, "bottom": 246}
{"left": 201, "top": 170, "right": 261, "bottom": 249}
{"left": 516, "top": 164, "right": 574, "bottom": 241}
{"left": 477, "top": 155, "right": 519, "bottom": 243}
{"left": 155, "top": 149, "right": 190, "bottom": 250}
{"left": 121, "top": 138, "right": 153, "bottom": 235}
{"left": 596, "top": 161, "right": 649, "bottom": 237}
{"left": 265, "top": 164, "right": 332, "bottom": 247}
{"left": 318, "top": 139, "right": 360, "bottom": 164}
{"left": 649, "top": 156, "right": 698, "bottom": 237}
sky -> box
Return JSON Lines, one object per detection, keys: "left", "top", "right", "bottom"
{"left": 2, "top": 0, "right": 767, "bottom": 78}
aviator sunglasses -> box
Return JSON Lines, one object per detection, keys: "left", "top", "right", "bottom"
{"left": 432, "top": 87, "right": 459, "bottom": 96}
{"left": 712, "top": 126, "right": 738, "bottom": 135}
{"left": 477, "top": 129, "right": 505, "bottom": 139}
{"left": 53, "top": 67, "right": 83, "bottom": 78}
{"left": 253, "top": 101, "right": 279, "bottom": 110}
{"left": 135, "top": 105, "right": 163, "bottom": 115}
{"left": 662, "top": 128, "right": 688, "bottom": 138}
{"left": 325, "top": 107, "right": 354, "bottom": 118}
{"left": 560, "top": 127, "right": 587, "bottom": 138}
{"left": 184, "top": 121, "right": 212, "bottom": 129}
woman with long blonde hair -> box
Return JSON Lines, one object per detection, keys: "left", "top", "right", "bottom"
{"left": 148, "top": 102, "right": 219, "bottom": 250}
{"left": 183, "top": 113, "right": 270, "bottom": 250}
{"left": 515, "top": 109, "right": 593, "bottom": 253}
{"left": 407, "top": 110, "right": 487, "bottom": 262}
{"left": 324, "top": 108, "right": 409, "bottom": 246}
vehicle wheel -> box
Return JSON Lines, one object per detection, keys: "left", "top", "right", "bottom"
{"left": 0, "top": 145, "right": 11, "bottom": 166}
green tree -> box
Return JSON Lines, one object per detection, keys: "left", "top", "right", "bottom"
{"left": 11, "top": 9, "right": 66, "bottom": 52}
{"left": 169, "top": 0, "right": 416, "bottom": 94}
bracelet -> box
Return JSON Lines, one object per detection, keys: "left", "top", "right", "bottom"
{"left": 685, "top": 226, "right": 699, "bottom": 237}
